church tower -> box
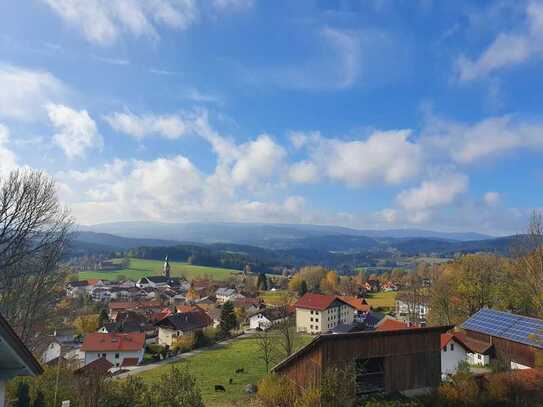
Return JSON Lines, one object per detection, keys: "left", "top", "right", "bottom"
{"left": 163, "top": 255, "right": 171, "bottom": 279}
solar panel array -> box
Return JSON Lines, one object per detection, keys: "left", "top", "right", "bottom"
{"left": 462, "top": 308, "right": 543, "bottom": 349}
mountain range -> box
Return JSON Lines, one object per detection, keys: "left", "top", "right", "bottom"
{"left": 77, "top": 221, "right": 493, "bottom": 245}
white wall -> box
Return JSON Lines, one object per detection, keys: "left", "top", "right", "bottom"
{"left": 249, "top": 314, "right": 271, "bottom": 330}
{"left": 466, "top": 352, "right": 489, "bottom": 366}
{"left": 441, "top": 340, "right": 467, "bottom": 378}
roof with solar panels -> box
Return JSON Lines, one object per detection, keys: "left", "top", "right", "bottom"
{"left": 462, "top": 308, "right": 543, "bottom": 349}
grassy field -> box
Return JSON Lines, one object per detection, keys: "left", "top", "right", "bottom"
{"left": 259, "top": 289, "right": 290, "bottom": 305}
{"left": 79, "top": 258, "right": 241, "bottom": 282}
{"left": 138, "top": 335, "right": 313, "bottom": 406}
{"left": 365, "top": 291, "right": 397, "bottom": 310}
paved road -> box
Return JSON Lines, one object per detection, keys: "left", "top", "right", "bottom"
{"left": 114, "top": 333, "right": 252, "bottom": 379}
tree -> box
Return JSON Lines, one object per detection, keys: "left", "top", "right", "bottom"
{"left": 15, "top": 381, "right": 30, "bottom": 407}
{"left": 298, "top": 280, "right": 308, "bottom": 297}
{"left": 275, "top": 305, "right": 297, "bottom": 358}
{"left": 32, "top": 391, "right": 45, "bottom": 407}
{"left": 145, "top": 366, "right": 204, "bottom": 407}
{"left": 74, "top": 314, "right": 100, "bottom": 335}
{"left": 99, "top": 308, "right": 109, "bottom": 327}
{"left": 320, "top": 271, "right": 339, "bottom": 294}
{"left": 0, "top": 170, "right": 72, "bottom": 349}
{"left": 255, "top": 330, "right": 276, "bottom": 373}
{"left": 257, "top": 273, "right": 268, "bottom": 291}
{"left": 219, "top": 301, "right": 237, "bottom": 336}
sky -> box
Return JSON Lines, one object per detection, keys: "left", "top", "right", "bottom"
{"left": 1, "top": 0, "right": 542, "bottom": 235}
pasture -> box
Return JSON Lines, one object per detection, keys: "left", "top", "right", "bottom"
{"left": 137, "top": 335, "right": 312, "bottom": 406}
{"left": 79, "top": 258, "right": 241, "bottom": 282}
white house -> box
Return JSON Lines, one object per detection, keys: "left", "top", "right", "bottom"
{"left": 440, "top": 332, "right": 492, "bottom": 378}
{"left": 215, "top": 287, "right": 244, "bottom": 304}
{"left": 248, "top": 308, "right": 289, "bottom": 330}
{"left": 80, "top": 332, "right": 145, "bottom": 368}
{"left": 294, "top": 293, "right": 355, "bottom": 334}
{"left": 155, "top": 310, "right": 213, "bottom": 347}
{"left": 395, "top": 293, "right": 430, "bottom": 324}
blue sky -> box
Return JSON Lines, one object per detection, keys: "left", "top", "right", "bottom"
{"left": 0, "top": 0, "right": 542, "bottom": 235}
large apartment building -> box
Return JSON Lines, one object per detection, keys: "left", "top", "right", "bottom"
{"left": 294, "top": 293, "right": 355, "bottom": 334}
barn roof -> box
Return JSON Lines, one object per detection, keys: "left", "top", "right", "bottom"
{"left": 272, "top": 325, "right": 452, "bottom": 373}
{"left": 462, "top": 308, "right": 543, "bottom": 349}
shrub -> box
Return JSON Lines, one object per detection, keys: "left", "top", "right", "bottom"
{"left": 257, "top": 374, "right": 298, "bottom": 407}
{"left": 321, "top": 365, "right": 357, "bottom": 407}
{"left": 294, "top": 387, "right": 320, "bottom": 407}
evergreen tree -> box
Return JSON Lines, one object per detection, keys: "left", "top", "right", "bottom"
{"left": 99, "top": 308, "right": 109, "bottom": 326}
{"left": 257, "top": 273, "right": 268, "bottom": 291}
{"left": 298, "top": 280, "right": 308, "bottom": 297}
{"left": 15, "top": 381, "right": 30, "bottom": 407}
{"left": 219, "top": 301, "right": 237, "bottom": 336}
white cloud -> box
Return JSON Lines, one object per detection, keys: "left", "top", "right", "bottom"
{"left": 458, "top": 1, "right": 543, "bottom": 81}
{"left": 424, "top": 115, "right": 543, "bottom": 163}
{"left": 321, "top": 27, "right": 361, "bottom": 89}
{"left": 231, "top": 134, "right": 286, "bottom": 186}
{"left": 484, "top": 191, "right": 501, "bottom": 206}
{"left": 0, "top": 124, "right": 17, "bottom": 176}
{"left": 315, "top": 130, "right": 422, "bottom": 186}
{"left": 47, "top": 104, "right": 103, "bottom": 159}
{"left": 0, "top": 64, "right": 65, "bottom": 122}
{"left": 105, "top": 111, "right": 189, "bottom": 139}
{"left": 43, "top": 0, "right": 252, "bottom": 46}
{"left": 289, "top": 161, "right": 319, "bottom": 184}
{"left": 396, "top": 173, "right": 468, "bottom": 223}
{"left": 212, "top": 0, "right": 254, "bottom": 11}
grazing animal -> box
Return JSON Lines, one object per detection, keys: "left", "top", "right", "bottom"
{"left": 229, "top": 378, "right": 233, "bottom": 384}
{"left": 215, "top": 385, "right": 226, "bottom": 392}
{"left": 235, "top": 368, "right": 244, "bottom": 374}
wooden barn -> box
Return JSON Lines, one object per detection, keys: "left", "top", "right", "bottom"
{"left": 272, "top": 325, "right": 451, "bottom": 396}
{"left": 462, "top": 308, "right": 543, "bottom": 369}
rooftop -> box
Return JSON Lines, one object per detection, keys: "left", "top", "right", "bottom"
{"left": 81, "top": 332, "right": 145, "bottom": 352}
{"left": 294, "top": 293, "right": 349, "bottom": 311}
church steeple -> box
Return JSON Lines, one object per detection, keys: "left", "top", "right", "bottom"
{"left": 163, "top": 255, "right": 171, "bottom": 279}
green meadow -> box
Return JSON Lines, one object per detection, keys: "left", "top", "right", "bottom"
{"left": 79, "top": 258, "right": 241, "bottom": 282}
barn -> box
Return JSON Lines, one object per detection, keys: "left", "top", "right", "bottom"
{"left": 272, "top": 325, "right": 451, "bottom": 396}
{"left": 461, "top": 308, "right": 543, "bottom": 369}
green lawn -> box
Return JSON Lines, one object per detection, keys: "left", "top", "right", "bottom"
{"left": 79, "top": 258, "right": 241, "bottom": 282}
{"left": 259, "top": 289, "right": 290, "bottom": 305}
{"left": 137, "top": 335, "right": 312, "bottom": 406}
{"left": 365, "top": 291, "right": 397, "bottom": 310}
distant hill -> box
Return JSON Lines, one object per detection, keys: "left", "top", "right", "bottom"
{"left": 69, "top": 231, "right": 181, "bottom": 253}
{"left": 78, "top": 221, "right": 494, "bottom": 245}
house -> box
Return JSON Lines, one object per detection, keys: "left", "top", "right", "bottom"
{"left": 215, "top": 287, "right": 244, "bottom": 304}
{"left": 80, "top": 332, "right": 145, "bottom": 368}
{"left": 294, "top": 293, "right": 355, "bottom": 334}
{"left": 440, "top": 333, "right": 482, "bottom": 378}
{"left": 42, "top": 328, "right": 81, "bottom": 365}
{"left": 361, "top": 311, "right": 386, "bottom": 330}
{"left": 0, "top": 313, "right": 43, "bottom": 407}
{"left": 108, "top": 300, "right": 162, "bottom": 319}
{"left": 272, "top": 325, "right": 451, "bottom": 396}
{"left": 395, "top": 292, "right": 430, "bottom": 324}
{"left": 135, "top": 276, "right": 181, "bottom": 289}
{"left": 66, "top": 280, "right": 92, "bottom": 297}
{"left": 364, "top": 279, "right": 381, "bottom": 292}
{"left": 375, "top": 318, "right": 410, "bottom": 332}
{"left": 339, "top": 296, "right": 371, "bottom": 321}
{"left": 249, "top": 307, "right": 290, "bottom": 330}
{"left": 382, "top": 281, "right": 399, "bottom": 292}
{"left": 461, "top": 308, "right": 543, "bottom": 370}
{"left": 234, "top": 297, "right": 263, "bottom": 315}
{"left": 155, "top": 310, "right": 213, "bottom": 347}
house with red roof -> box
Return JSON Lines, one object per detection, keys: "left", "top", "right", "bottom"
{"left": 375, "top": 318, "right": 410, "bottom": 332}
{"left": 80, "top": 332, "right": 145, "bottom": 368}
{"left": 294, "top": 293, "right": 356, "bottom": 334}
{"left": 440, "top": 332, "right": 492, "bottom": 378}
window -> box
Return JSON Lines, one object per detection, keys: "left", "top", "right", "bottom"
{"left": 315, "top": 319, "right": 319, "bottom": 323}
{"left": 450, "top": 344, "right": 454, "bottom": 351}
{"left": 310, "top": 317, "right": 313, "bottom": 322}
{"left": 115, "top": 353, "right": 120, "bottom": 359}
{"left": 443, "top": 347, "right": 447, "bottom": 352}
{"left": 478, "top": 354, "right": 482, "bottom": 360}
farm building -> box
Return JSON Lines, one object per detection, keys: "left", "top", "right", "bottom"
{"left": 272, "top": 325, "right": 451, "bottom": 396}
{"left": 461, "top": 308, "right": 543, "bottom": 370}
